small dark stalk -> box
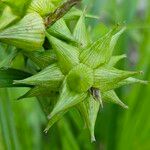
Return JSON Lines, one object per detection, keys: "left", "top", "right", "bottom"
{"left": 45, "top": 0, "right": 81, "bottom": 28}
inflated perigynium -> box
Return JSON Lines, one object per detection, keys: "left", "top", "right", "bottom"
{"left": 0, "top": 13, "right": 45, "bottom": 50}
{"left": 0, "top": 2, "right": 148, "bottom": 142}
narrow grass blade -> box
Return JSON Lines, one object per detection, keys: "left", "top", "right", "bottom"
{"left": 0, "top": 68, "right": 31, "bottom": 87}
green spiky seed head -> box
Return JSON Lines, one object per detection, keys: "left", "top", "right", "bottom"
{"left": 0, "top": 1, "right": 148, "bottom": 142}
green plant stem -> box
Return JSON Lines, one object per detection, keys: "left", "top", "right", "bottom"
{"left": 45, "top": 0, "right": 81, "bottom": 28}
{"left": 0, "top": 89, "right": 21, "bottom": 150}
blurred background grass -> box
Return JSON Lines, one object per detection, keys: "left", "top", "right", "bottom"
{"left": 0, "top": 0, "right": 150, "bottom": 149}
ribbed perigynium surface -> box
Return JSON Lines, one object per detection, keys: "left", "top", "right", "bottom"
{"left": 67, "top": 63, "right": 94, "bottom": 93}
{"left": 0, "top": 3, "right": 148, "bottom": 142}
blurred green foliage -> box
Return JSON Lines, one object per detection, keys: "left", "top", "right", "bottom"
{"left": 0, "top": 0, "right": 150, "bottom": 150}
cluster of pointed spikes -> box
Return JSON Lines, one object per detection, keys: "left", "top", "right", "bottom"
{"left": 0, "top": 0, "right": 148, "bottom": 142}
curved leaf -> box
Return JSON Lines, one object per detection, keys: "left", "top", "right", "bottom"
{"left": 0, "top": 68, "right": 31, "bottom": 87}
